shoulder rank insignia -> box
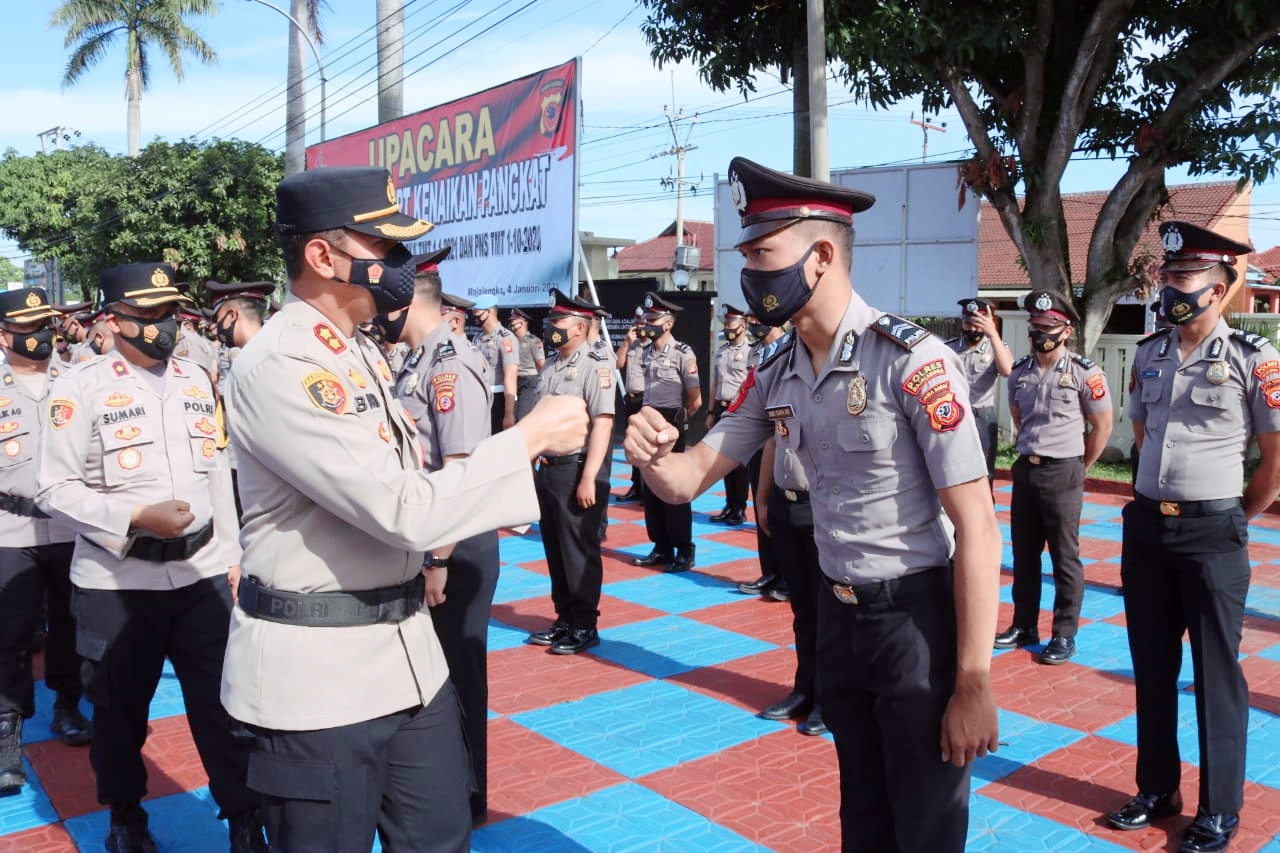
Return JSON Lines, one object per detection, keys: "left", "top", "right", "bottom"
{"left": 314, "top": 323, "right": 347, "bottom": 354}
{"left": 407, "top": 346, "right": 424, "bottom": 369}
{"left": 758, "top": 332, "right": 795, "bottom": 372}
{"left": 434, "top": 339, "right": 457, "bottom": 362}
{"left": 838, "top": 330, "right": 858, "bottom": 366}
{"left": 1012, "top": 354, "right": 1032, "bottom": 368}
{"left": 1137, "top": 327, "right": 1173, "bottom": 348}
{"left": 587, "top": 349, "right": 608, "bottom": 362}
{"left": 1072, "top": 354, "right": 1096, "bottom": 369}
{"left": 1232, "top": 329, "right": 1270, "bottom": 351}
{"left": 871, "top": 314, "right": 929, "bottom": 350}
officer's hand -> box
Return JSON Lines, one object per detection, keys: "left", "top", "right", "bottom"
{"left": 503, "top": 410, "right": 516, "bottom": 431}
{"left": 940, "top": 683, "right": 1000, "bottom": 767}
{"left": 624, "top": 406, "right": 678, "bottom": 468}
{"left": 424, "top": 566, "right": 447, "bottom": 606}
{"left": 131, "top": 500, "right": 195, "bottom": 538}
{"left": 624, "top": 327, "right": 637, "bottom": 344}
{"left": 704, "top": 413, "right": 715, "bottom": 430}
{"left": 974, "top": 312, "right": 999, "bottom": 339}
{"left": 575, "top": 477, "right": 596, "bottom": 509}
{"left": 519, "top": 396, "right": 589, "bottom": 458}
{"left": 227, "top": 565, "right": 242, "bottom": 604}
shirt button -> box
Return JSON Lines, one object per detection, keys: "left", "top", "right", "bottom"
{"left": 814, "top": 393, "right": 822, "bottom": 402}
{"left": 832, "top": 486, "right": 841, "bottom": 494}
{"left": 1166, "top": 442, "right": 1173, "bottom": 448}
{"left": 830, "top": 530, "right": 839, "bottom": 538}
{"left": 820, "top": 441, "right": 829, "bottom": 449}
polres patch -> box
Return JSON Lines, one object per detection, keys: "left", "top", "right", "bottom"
{"left": 302, "top": 371, "right": 348, "bottom": 415}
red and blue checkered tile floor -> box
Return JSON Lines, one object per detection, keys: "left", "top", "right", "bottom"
{"left": 6, "top": 453, "right": 1280, "bottom": 851}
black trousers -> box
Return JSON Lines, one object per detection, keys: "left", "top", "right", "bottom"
{"left": 641, "top": 407, "right": 691, "bottom": 554}
{"left": 622, "top": 392, "right": 645, "bottom": 494}
{"left": 429, "top": 532, "right": 498, "bottom": 821}
{"left": 0, "top": 543, "right": 80, "bottom": 716}
{"left": 72, "top": 577, "right": 256, "bottom": 817}
{"left": 1010, "top": 456, "right": 1086, "bottom": 638}
{"left": 536, "top": 457, "right": 611, "bottom": 628}
{"left": 515, "top": 376, "right": 539, "bottom": 421}
{"left": 489, "top": 393, "right": 507, "bottom": 436}
{"left": 818, "top": 566, "right": 968, "bottom": 852}
{"left": 973, "top": 406, "right": 998, "bottom": 480}
{"left": 769, "top": 488, "right": 820, "bottom": 696}
{"left": 748, "top": 451, "right": 775, "bottom": 580}
{"left": 708, "top": 402, "right": 749, "bottom": 511}
{"left": 246, "top": 683, "right": 471, "bottom": 853}
{"left": 1120, "top": 500, "right": 1250, "bottom": 814}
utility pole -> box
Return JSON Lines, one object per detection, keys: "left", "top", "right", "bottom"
{"left": 657, "top": 95, "right": 701, "bottom": 285}
{"left": 910, "top": 112, "right": 947, "bottom": 163}
{"left": 37, "top": 127, "right": 82, "bottom": 154}
{"left": 806, "top": 0, "right": 829, "bottom": 181}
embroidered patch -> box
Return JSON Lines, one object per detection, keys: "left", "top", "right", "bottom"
{"left": 726, "top": 368, "right": 756, "bottom": 413}
{"left": 1086, "top": 374, "right": 1108, "bottom": 400}
{"left": 775, "top": 419, "right": 789, "bottom": 437}
{"left": 378, "top": 360, "right": 392, "bottom": 382}
{"left": 1265, "top": 379, "right": 1280, "bottom": 409}
{"left": 378, "top": 422, "right": 392, "bottom": 443}
{"left": 348, "top": 369, "right": 368, "bottom": 389}
{"left": 924, "top": 388, "right": 965, "bottom": 432}
{"left": 103, "top": 391, "right": 133, "bottom": 407}
{"left": 1254, "top": 361, "right": 1280, "bottom": 382}
{"left": 201, "top": 438, "right": 216, "bottom": 459}
{"left": 597, "top": 367, "right": 612, "bottom": 389}
{"left": 118, "top": 447, "right": 142, "bottom": 470}
{"left": 314, "top": 323, "right": 347, "bottom": 354}
{"left": 111, "top": 360, "right": 129, "bottom": 378}
{"left": 3, "top": 439, "right": 18, "bottom": 457}
{"left": 49, "top": 400, "right": 75, "bottom": 430}
{"left": 902, "top": 359, "right": 945, "bottom": 396}
{"left": 183, "top": 385, "right": 209, "bottom": 399}
{"left": 918, "top": 381, "right": 951, "bottom": 407}
{"left": 0, "top": 421, "right": 17, "bottom": 435}
{"left": 766, "top": 405, "right": 796, "bottom": 420}
{"left": 436, "top": 388, "right": 455, "bottom": 413}
{"left": 302, "top": 371, "right": 348, "bottom": 415}
{"left": 115, "top": 425, "right": 142, "bottom": 441}
{"left": 686, "top": 359, "right": 698, "bottom": 376}
{"left": 503, "top": 338, "right": 513, "bottom": 353}
{"left": 193, "top": 417, "right": 218, "bottom": 436}
{"left": 0, "top": 396, "right": 10, "bottom": 407}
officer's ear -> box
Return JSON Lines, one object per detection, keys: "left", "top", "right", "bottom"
{"left": 812, "top": 237, "right": 836, "bottom": 274}
{"left": 0, "top": 328, "right": 10, "bottom": 349}
{"left": 304, "top": 236, "right": 342, "bottom": 280}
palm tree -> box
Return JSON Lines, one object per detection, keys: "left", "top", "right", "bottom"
{"left": 285, "top": 0, "right": 325, "bottom": 174}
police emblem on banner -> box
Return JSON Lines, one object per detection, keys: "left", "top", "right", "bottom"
{"left": 539, "top": 76, "right": 566, "bottom": 137}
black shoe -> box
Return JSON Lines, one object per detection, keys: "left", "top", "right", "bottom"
{"left": 106, "top": 805, "right": 157, "bottom": 853}
{"left": 765, "top": 585, "right": 790, "bottom": 602}
{"left": 993, "top": 626, "right": 1040, "bottom": 649}
{"left": 798, "top": 706, "right": 828, "bottom": 736}
{"left": 618, "top": 486, "right": 642, "bottom": 502}
{"left": 668, "top": 546, "right": 695, "bottom": 573}
{"left": 710, "top": 507, "right": 732, "bottom": 522}
{"left": 722, "top": 508, "right": 746, "bottom": 526}
{"left": 1178, "top": 809, "right": 1238, "bottom": 853}
{"left": 51, "top": 697, "right": 93, "bottom": 746}
{"left": 737, "top": 575, "right": 777, "bottom": 595}
{"left": 1105, "top": 791, "right": 1183, "bottom": 831}
{"left": 1038, "top": 635, "right": 1076, "bottom": 665}
{"left": 228, "top": 808, "right": 270, "bottom": 853}
{"left": 550, "top": 627, "right": 600, "bottom": 655}
{"left": 0, "top": 712, "right": 23, "bottom": 795}
{"left": 633, "top": 548, "right": 674, "bottom": 567}
{"left": 759, "top": 692, "right": 812, "bottom": 721}
{"left": 528, "top": 620, "right": 570, "bottom": 646}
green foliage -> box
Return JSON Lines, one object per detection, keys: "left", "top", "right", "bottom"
{"left": 50, "top": 0, "right": 219, "bottom": 89}
{"left": 0, "top": 139, "right": 285, "bottom": 301}
{"left": 0, "top": 256, "right": 23, "bottom": 283}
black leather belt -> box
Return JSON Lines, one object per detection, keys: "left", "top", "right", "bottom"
{"left": 128, "top": 521, "right": 214, "bottom": 563}
{"left": 1020, "top": 454, "right": 1083, "bottom": 466}
{"left": 625, "top": 392, "right": 643, "bottom": 401}
{"left": 237, "top": 574, "right": 425, "bottom": 627}
{"left": 539, "top": 453, "right": 584, "bottom": 467}
{"left": 830, "top": 565, "right": 944, "bottom": 606}
{"left": 1134, "top": 493, "right": 1241, "bottom": 518}
{"left": 782, "top": 489, "right": 809, "bottom": 503}
{"left": 0, "top": 493, "right": 49, "bottom": 519}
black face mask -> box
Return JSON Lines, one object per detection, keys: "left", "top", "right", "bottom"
{"left": 216, "top": 314, "right": 237, "bottom": 348}
{"left": 740, "top": 244, "right": 818, "bottom": 326}
{"left": 11, "top": 326, "right": 55, "bottom": 361}
{"left": 1029, "top": 328, "right": 1067, "bottom": 353}
{"left": 332, "top": 243, "right": 417, "bottom": 314}
{"left": 748, "top": 323, "right": 768, "bottom": 339}
{"left": 543, "top": 321, "right": 571, "bottom": 350}
{"left": 641, "top": 323, "right": 666, "bottom": 341}
{"left": 724, "top": 326, "right": 743, "bottom": 341}
{"left": 117, "top": 314, "right": 179, "bottom": 361}
{"left": 373, "top": 310, "right": 408, "bottom": 345}
{"left": 962, "top": 330, "right": 984, "bottom": 345}
{"left": 1160, "top": 282, "right": 1217, "bottom": 325}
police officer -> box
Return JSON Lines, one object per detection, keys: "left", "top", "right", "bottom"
{"left": 706, "top": 304, "right": 753, "bottom": 525}
{"left": 377, "top": 249, "right": 500, "bottom": 827}
{"left": 54, "top": 301, "right": 92, "bottom": 364}
{"left": 34, "top": 264, "right": 265, "bottom": 852}
{"left": 615, "top": 307, "right": 650, "bottom": 502}
{"left": 632, "top": 291, "right": 702, "bottom": 572}
{"left": 626, "top": 157, "right": 1001, "bottom": 852}
{"left": 0, "top": 289, "right": 91, "bottom": 797}
{"left": 738, "top": 317, "right": 789, "bottom": 598}
{"left": 997, "top": 290, "right": 1113, "bottom": 664}
{"left": 528, "top": 289, "right": 616, "bottom": 656}
{"left": 471, "top": 294, "right": 519, "bottom": 434}
{"left": 1104, "top": 223, "right": 1280, "bottom": 853}
{"left": 219, "top": 166, "right": 587, "bottom": 850}
{"left": 173, "top": 303, "right": 218, "bottom": 377}
{"left": 510, "top": 308, "right": 545, "bottom": 420}
{"left": 946, "top": 298, "right": 1012, "bottom": 479}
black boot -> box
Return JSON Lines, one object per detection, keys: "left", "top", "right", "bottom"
{"left": 228, "top": 807, "right": 270, "bottom": 853}
{"left": 669, "top": 545, "right": 696, "bottom": 573}
{"left": 51, "top": 693, "right": 93, "bottom": 746}
{"left": 0, "top": 712, "right": 24, "bottom": 794}
{"left": 106, "top": 803, "right": 157, "bottom": 853}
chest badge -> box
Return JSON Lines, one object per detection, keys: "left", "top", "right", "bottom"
{"left": 1206, "top": 361, "right": 1230, "bottom": 385}
{"left": 118, "top": 447, "right": 142, "bottom": 470}
{"left": 3, "top": 439, "right": 19, "bottom": 457}
{"left": 847, "top": 375, "right": 868, "bottom": 415}
{"left": 1058, "top": 373, "right": 1077, "bottom": 389}
{"left": 403, "top": 373, "right": 419, "bottom": 395}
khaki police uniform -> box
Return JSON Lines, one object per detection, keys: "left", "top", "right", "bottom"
{"left": 392, "top": 319, "right": 498, "bottom": 824}
{"left": 1007, "top": 350, "right": 1111, "bottom": 640}
{"left": 1123, "top": 318, "right": 1280, "bottom": 816}
{"left": 172, "top": 328, "right": 217, "bottom": 375}
{"left": 946, "top": 335, "right": 1001, "bottom": 477}
{"left": 709, "top": 332, "right": 753, "bottom": 518}
{"left": 472, "top": 325, "right": 519, "bottom": 434}
{"left": 702, "top": 290, "right": 989, "bottom": 851}
{"left": 640, "top": 337, "right": 700, "bottom": 562}
{"left": 620, "top": 337, "right": 650, "bottom": 497}
{"left": 515, "top": 330, "right": 544, "bottom": 421}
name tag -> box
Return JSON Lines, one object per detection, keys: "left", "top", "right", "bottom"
{"left": 766, "top": 405, "right": 795, "bottom": 421}
{"left": 1141, "top": 369, "right": 1162, "bottom": 379}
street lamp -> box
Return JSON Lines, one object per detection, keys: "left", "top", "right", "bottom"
{"left": 242, "top": 0, "right": 327, "bottom": 142}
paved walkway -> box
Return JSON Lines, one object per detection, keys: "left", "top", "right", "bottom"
{"left": 4, "top": 455, "right": 1280, "bottom": 851}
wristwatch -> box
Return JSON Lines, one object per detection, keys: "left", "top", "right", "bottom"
{"left": 424, "top": 556, "right": 449, "bottom": 569}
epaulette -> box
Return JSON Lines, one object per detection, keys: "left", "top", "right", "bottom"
{"left": 1012, "top": 354, "right": 1032, "bottom": 368}
{"left": 434, "top": 339, "right": 457, "bottom": 361}
{"left": 1137, "top": 327, "right": 1173, "bottom": 347}
{"left": 1071, "top": 354, "right": 1096, "bottom": 369}
{"left": 870, "top": 314, "right": 929, "bottom": 350}
{"left": 758, "top": 332, "right": 795, "bottom": 371}
{"left": 1232, "top": 329, "right": 1270, "bottom": 351}
{"left": 675, "top": 341, "right": 692, "bottom": 352}
{"left": 587, "top": 349, "right": 608, "bottom": 361}
{"left": 944, "top": 337, "right": 960, "bottom": 347}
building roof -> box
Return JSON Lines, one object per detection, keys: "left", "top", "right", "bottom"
{"left": 1253, "top": 246, "right": 1280, "bottom": 281}
{"left": 615, "top": 220, "right": 715, "bottom": 273}
{"left": 980, "top": 181, "right": 1245, "bottom": 288}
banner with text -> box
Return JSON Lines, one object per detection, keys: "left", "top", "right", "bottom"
{"left": 307, "top": 59, "right": 579, "bottom": 306}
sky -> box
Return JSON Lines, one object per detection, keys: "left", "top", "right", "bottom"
{"left": 3, "top": 0, "right": 1278, "bottom": 274}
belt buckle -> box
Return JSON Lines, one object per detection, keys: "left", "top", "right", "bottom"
{"left": 832, "top": 584, "right": 859, "bottom": 605}
{"left": 1159, "top": 501, "right": 1181, "bottom": 517}
{"left": 1028, "top": 455, "right": 1041, "bottom": 465}
{"left": 784, "top": 489, "right": 799, "bottom": 502}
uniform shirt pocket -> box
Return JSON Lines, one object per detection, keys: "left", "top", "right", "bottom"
{"left": 1185, "top": 383, "right": 1242, "bottom": 434}
{"left": 837, "top": 418, "right": 898, "bottom": 494}
{"left": 99, "top": 427, "right": 157, "bottom": 487}
{"left": 0, "top": 426, "right": 34, "bottom": 469}
{"left": 184, "top": 415, "right": 220, "bottom": 472}
{"left": 1141, "top": 379, "right": 1163, "bottom": 404}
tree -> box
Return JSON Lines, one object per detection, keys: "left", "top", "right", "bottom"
{"left": 643, "top": 0, "right": 1280, "bottom": 353}
{"left": 285, "top": 0, "right": 326, "bottom": 174}
{"left": 51, "top": 1, "right": 219, "bottom": 158}
{"left": 0, "top": 256, "right": 23, "bottom": 284}
{"left": 0, "top": 140, "right": 285, "bottom": 299}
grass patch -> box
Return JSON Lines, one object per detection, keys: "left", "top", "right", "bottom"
{"left": 996, "top": 446, "right": 1133, "bottom": 484}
